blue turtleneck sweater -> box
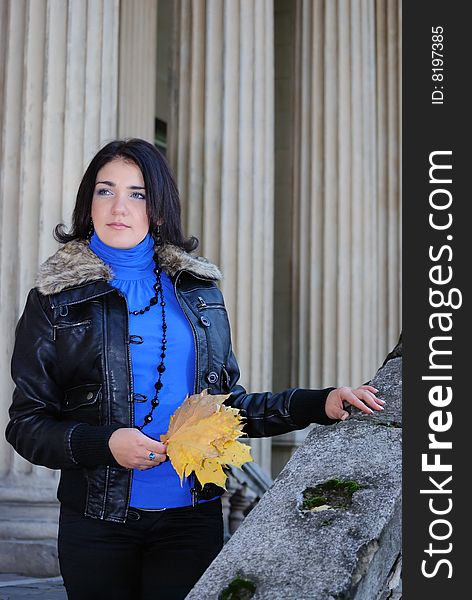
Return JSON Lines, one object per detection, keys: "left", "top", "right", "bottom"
{"left": 90, "top": 232, "right": 197, "bottom": 508}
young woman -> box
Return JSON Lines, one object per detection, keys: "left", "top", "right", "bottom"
{"left": 6, "top": 138, "right": 384, "bottom": 599}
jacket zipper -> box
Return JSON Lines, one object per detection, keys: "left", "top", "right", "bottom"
{"left": 195, "top": 298, "right": 215, "bottom": 381}
{"left": 174, "top": 272, "right": 199, "bottom": 396}
{"left": 117, "top": 290, "right": 135, "bottom": 518}
{"left": 100, "top": 296, "right": 111, "bottom": 519}
{"left": 174, "top": 272, "right": 202, "bottom": 506}
{"left": 51, "top": 289, "right": 114, "bottom": 311}
{"left": 196, "top": 296, "right": 225, "bottom": 310}
{"left": 52, "top": 320, "right": 91, "bottom": 341}
{"left": 200, "top": 322, "right": 215, "bottom": 381}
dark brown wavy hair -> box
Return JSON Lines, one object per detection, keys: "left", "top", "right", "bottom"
{"left": 54, "top": 138, "right": 198, "bottom": 252}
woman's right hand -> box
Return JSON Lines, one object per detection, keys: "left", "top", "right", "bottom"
{"left": 108, "top": 428, "right": 167, "bottom": 470}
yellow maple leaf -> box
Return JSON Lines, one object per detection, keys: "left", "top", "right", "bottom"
{"left": 197, "top": 458, "right": 228, "bottom": 487}
{"left": 219, "top": 440, "right": 253, "bottom": 468}
{"left": 161, "top": 390, "right": 253, "bottom": 488}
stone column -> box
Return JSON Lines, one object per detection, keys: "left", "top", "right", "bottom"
{"left": 289, "top": 0, "right": 401, "bottom": 391}
{"left": 0, "top": 0, "right": 120, "bottom": 575}
{"left": 271, "top": 0, "right": 401, "bottom": 472}
{"left": 376, "top": 0, "right": 402, "bottom": 354}
{"left": 168, "top": 0, "right": 275, "bottom": 472}
{"left": 118, "top": 0, "right": 158, "bottom": 140}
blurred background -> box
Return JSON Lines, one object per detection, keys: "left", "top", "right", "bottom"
{"left": 0, "top": 0, "right": 401, "bottom": 575}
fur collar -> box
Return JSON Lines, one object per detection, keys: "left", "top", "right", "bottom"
{"left": 35, "top": 239, "right": 222, "bottom": 296}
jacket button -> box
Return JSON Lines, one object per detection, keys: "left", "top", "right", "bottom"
{"left": 206, "top": 371, "right": 219, "bottom": 384}
{"left": 86, "top": 392, "right": 94, "bottom": 400}
{"left": 206, "top": 371, "right": 218, "bottom": 383}
{"left": 200, "top": 316, "right": 211, "bottom": 327}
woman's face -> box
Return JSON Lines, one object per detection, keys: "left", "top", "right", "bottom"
{"left": 91, "top": 158, "right": 149, "bottom": 249}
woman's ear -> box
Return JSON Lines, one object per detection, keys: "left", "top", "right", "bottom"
{"left": 148, "top": 218, "right": 163, "bottom": 232}
{"left": 150, "top": 218, "right": 163, "bottom": 230}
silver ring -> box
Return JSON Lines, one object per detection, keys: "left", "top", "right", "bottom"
{"left": 148, "top": 452, "right": 156, "bottom": 461}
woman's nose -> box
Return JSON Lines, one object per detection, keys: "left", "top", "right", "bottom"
{"left": 111, "top": 193, "right": 128, "bottom": 214}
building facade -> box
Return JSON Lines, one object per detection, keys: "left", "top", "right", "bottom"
{"left": 0, "top": 0, "right": 401, "bottom": 575}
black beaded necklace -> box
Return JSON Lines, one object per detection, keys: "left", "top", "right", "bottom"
{"left": 131, "top": 227, "right": 167, "bottom": 431}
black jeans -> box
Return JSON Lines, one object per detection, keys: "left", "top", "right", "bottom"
{"left": 58, "top": 499, "right": 224, "bottom": 600}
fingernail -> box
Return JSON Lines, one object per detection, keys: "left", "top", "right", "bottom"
{"left": 341, "top": 413, "right": 349, "bottom": 421}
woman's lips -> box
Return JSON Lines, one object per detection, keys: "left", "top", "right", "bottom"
{"left": 107, "top": 223, "right": 130, "bottom": 230}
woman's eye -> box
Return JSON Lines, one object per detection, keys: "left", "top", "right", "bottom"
{"left": 95, "top": 188, "right": 145, "bottom": 200}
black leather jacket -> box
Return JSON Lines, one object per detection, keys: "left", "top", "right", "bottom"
{"left": 6, "top": 240, "right": 336, "bottom": 522}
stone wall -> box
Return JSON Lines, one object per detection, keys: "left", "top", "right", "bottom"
{"left": 187, "top": 351, "right": 402, "bottom": 599}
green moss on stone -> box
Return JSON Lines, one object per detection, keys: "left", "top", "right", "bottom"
{"left": 219, "top": 576, "right": 256, "bottom": 600}
{"left": 301, "top": 479, "right": 361, "bottom": 511}
{"left": 302, "top": 496, "right": 327, "bottom": 509}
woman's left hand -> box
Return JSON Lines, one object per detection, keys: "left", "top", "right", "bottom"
{"left": 325, "top": 385, "right": 385, "bottom": 421}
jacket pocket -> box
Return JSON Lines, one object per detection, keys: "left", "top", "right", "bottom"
{"left": 62, "top": 384, "right": 101, "bottom": 424}
{"left": 53, "top": 319, "right": 92, "bottom": 341}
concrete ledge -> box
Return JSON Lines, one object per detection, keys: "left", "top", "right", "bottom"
{"left": 0, "top": 541, "right": 59, "bottom": 577}
{"left": 0, "top": 502, "right": 59, "bottom": 541}
{"left": 187, "top": 357, "right": 402, "bottom": 600}
{"left": 353, "top": 357, "right": 402, "bottom": 427}
{"left": 0, "top": 501, "right": 60, "bottom": 576}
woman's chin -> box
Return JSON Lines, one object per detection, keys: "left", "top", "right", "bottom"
{"left": 96, "top": 229, "right": 142, "bottom": 249}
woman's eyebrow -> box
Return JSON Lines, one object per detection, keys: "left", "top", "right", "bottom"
{"left": 95, "top": 180, "right": 145, "bottom": 190}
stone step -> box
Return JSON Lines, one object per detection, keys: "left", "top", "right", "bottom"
{"left": 0, "top": 541, "right": 59, "bottom": 578}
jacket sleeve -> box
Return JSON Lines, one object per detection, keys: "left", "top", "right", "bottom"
{"left": 223, "top": 345, "right": 339, "bottom": 438}
{"left": 5, "top": 288, "right": 119, "bottom": 470}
